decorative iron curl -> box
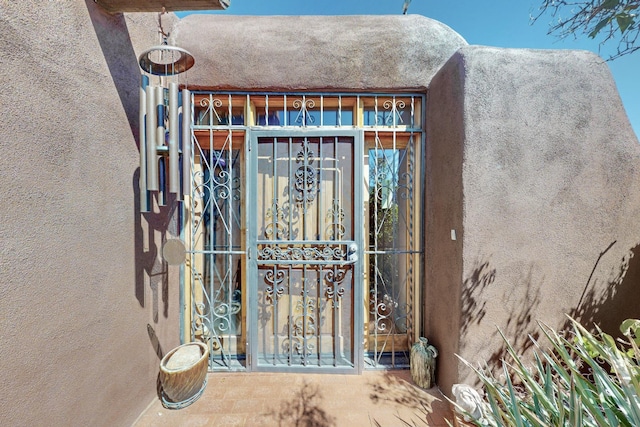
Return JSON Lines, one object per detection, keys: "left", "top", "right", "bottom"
{"left": 293, "top": 99, "right": 316, "bottom": 125}
{"left": 383, "top": 99, "right": 406, "bottom": 126}
{"left": 264, "top": 269, "right": 285, "bottom": 302}
{"left": 199, "top": 97, "right": 223, "bottom": 123}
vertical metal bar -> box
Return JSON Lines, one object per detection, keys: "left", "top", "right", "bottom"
{"left": 318, "top": 264, "right": 323, "bottom": 367}
{"left": 283, "top": 94, "right": 287, "bottom": 127}
{"left": 271, "top": 136, "right": 278, "bottom": 365}
{"left": 181, "top": 89, "right": 191, "bottom": 197}
{"left": 353, "top": 130, "right": 364, "bottom": 373}
{"left": 302, "top": 95, "right": 306, "bottom": 127}
{"left": 247, "top": 128, "right": 257, "bottom": 371}
{"left": 226, "top": 93, "right": 233, "bottom": 366}
{"left": 139, "top": 75, "right": 150, "bottom": 212}
{"left": 317, "top": 137, "right": 324, "bottom": 366}
{"left": 146, "top": 85, "right": 158, "bottom": 191}
{"left": 287, "top": 137, "right": 293, "bottom": 367}
{"left": 207, "top": 125, "right": 215, "bottom": 365}
{"left": 332, "top": 137, "right": 340, "bottom": 366}
{"left": 411, "top": 96, "right": 415, "bottom": 128}
{"left": 373, "top": 98, "right": 380, "bottom": 365}
{"left": 169, "top": 82, "right": 180, "bottom": 193}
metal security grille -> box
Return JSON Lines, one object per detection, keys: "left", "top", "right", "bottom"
{"left": 183, "top": 92, "right": 424, "bottom": 371}
{"left": 248, "top": 133, "right": 362, "bottom": 372}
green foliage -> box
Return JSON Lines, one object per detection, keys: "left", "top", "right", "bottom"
{"left": 454, "top": 317, "right": 640, "bottom": 426}
{"left": 534, "top": 1, "right": 640, "bottom": 59}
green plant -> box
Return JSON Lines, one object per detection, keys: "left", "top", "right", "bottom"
{"left": 453, "top": 317, "right": 640, "bottom": 426}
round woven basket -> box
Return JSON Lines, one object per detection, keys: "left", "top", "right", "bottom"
{"left": 159, "top": 341, "right": 209, "bottom": 404}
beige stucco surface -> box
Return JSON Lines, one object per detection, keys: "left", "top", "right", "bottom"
{"left": 0, "top": 2, "right": 181, "bottom": 426}
{"left": 172, "top": 14, "right": 468, "bottom": 91}
{"left": 426, "top": 46, "right": 640, "bottom": 395}
{"left": 1, "top": 3, "right": 639, "bottom": 423}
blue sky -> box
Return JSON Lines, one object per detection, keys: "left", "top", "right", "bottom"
{"left": 177, "top": 0, "right": 639, "bottom": 139}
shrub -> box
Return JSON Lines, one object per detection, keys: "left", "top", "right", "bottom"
{"left": 453, "top": 317, "right": 640, "bottom": 426}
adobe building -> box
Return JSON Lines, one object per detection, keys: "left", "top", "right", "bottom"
{"left": 1, "top": 1, "right": 639, "bottom": 425}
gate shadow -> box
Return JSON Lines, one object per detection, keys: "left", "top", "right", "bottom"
{"left": 265, "top": 380, "right": 336, "bottom": 427}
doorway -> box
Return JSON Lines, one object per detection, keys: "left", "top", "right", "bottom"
{"left": 182, "top": 92, "right": 423, "bottom": 372}
{"left": 247, "top": 131, "right": 363, "bottom": 372}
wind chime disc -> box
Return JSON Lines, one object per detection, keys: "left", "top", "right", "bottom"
{"left": 138, "top": 45, "right": 195, "bottom": 76}
{"left": 162, "top": 239, "right": 187, "bottom": 265}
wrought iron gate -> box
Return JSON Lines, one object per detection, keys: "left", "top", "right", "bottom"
{"left": 247, "top": 131, "right": 363, "bottom": 372}
{"left": 184, "top": 92, "right": 424, "bottom": 372}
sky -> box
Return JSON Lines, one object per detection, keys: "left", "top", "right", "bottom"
{"left": 176, "top": 0, "right": 639, "bottom": 139}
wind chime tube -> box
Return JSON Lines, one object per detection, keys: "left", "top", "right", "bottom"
{"left": 146, "top": 85, "right": 159, "bottom": 191}
{"left": 169, "top": 82, "right": 180, "bottom": 194}
{"left": 156, "top": 85, "right": 165, "bottom": 152}
{"left": 181, "top": 89, "right": 191, "bottom": 197}
{"left": 139, "top": 74, "right": 150, "bottom": 212}
{"left": 158, "top": 156, "right": 167, "bottom": 207}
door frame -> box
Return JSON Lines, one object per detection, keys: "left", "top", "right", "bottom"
{"left": 245, "top": 129, "right": 365, "bottom": 373}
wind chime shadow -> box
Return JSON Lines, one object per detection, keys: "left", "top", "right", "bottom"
{"left": 266, "top": 381, "right": 336, "bottom": 427}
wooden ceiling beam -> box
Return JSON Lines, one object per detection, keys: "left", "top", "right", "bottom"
{"left": 94, "top": 0, "right": 229, "bottom": 13}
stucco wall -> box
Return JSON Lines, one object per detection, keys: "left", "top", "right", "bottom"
{"left": 2, "top": 2, "right": 639, "bottom": 419}
{"left": 0, "top": 2, "right": 180, "bottom": 426}
{"left": 427, "top": 45, "right": 640, "bottom": 395}
{"left": 172, "top": 14, "right": 467, "bottom": 91}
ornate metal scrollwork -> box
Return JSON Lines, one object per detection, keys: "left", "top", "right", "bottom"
{"left": 199, "top": 97, "right": 224, "bottom": 124}
{"left": 325, "top": 267, "right": 347, "bottom": 308}
{"left": 264, "top": 202, "right": 290, "bottom": 240}
{"left": 283, "top": 296, "right": 318, "bottom": 362}
{"left": 293, "top": 98, "right": 316, "bottom": 126}
{"left": 264, "top": 269, "right": 285, "bottom": 303}
{"left": 325, "top": 200, "right": 346, "bottom": 240}
{"left": 294, "top": 144, "right": 318, "bottom": 206}
{"left": 258, "top": 244, "right": 346, "bottom": 261}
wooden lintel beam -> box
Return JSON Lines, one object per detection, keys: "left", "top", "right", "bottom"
{"left": 95, "top": 0, "right": 229, "bottom": 13}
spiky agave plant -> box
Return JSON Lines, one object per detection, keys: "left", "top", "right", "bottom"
{"left": 452, "top": 318, "right": 640, "bottom": 427}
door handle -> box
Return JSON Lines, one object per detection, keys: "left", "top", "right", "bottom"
{"left": 347, "top": 243, "right": 358, "bottom": 263}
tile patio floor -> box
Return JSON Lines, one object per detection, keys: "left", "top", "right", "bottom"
{"left": 133, "top": 369, "right": 455, "bottom": 426}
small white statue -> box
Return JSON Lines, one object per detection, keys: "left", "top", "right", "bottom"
{"left": 451, "top": 383, "right": 488, "bottom": 425}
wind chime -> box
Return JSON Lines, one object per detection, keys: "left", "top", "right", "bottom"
{"left": 138, "top": 10, "right": 193, "bottom": 213}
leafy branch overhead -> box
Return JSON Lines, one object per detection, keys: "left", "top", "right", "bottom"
{"left": 534, "top": 0, "right": 640, "bottom": 59}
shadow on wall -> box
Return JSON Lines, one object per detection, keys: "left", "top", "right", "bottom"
{"left": 460, "top": 258, "right": 542, "bottom": 368}
{"left": 570, "top": 241, "right": 640, "bottom": 337}
{"left": 266, "top": 381, "right": 336, "bottom": 427}
{"left": 86, "top": 0, "right": 141, "bottom": 140}
{"left": 368, "top": 371, "right": 452, "bottom": 426}
{"left": 133, "top": 169, "right": 180, "bottom": 324}
{"left": 487, "top": 266, "right": 542, "bottom": 365}
{"left": 461, "top": 242, "right": 640, "bottom": 373}
{"left": 460, "top": 259, "right": 495, "bottom": 339}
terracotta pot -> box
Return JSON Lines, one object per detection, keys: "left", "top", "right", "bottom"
{"left": 159, "top": 341, "right": 209, "bottom": 403}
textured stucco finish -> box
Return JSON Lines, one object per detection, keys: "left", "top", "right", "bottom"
{"left": 0, "top": 2, "right": 180, "bottom": 426}
{"left": 172, "top": 14, "right": 467, "bottom": 91}
{"left": 426, "top": 46, "right": 640, "bottom": 396}
{"left": 2, "top": 1, "right": 640, "bottom": 421}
